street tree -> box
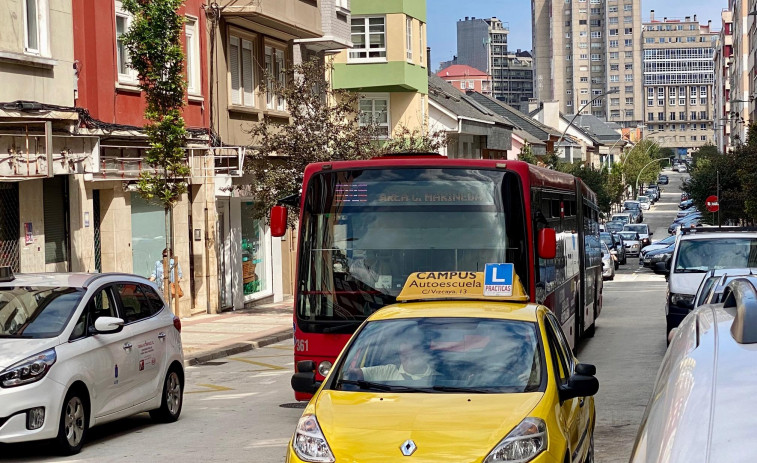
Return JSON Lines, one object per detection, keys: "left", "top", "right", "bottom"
{"left": 619, "top": 139, "right": 659, "bottom": 197}
{"left": 123, "top": 0, "right": 189, "bottom": 305}
{"left": 685, "top": 152, "right": 746, "bottom": 225}
{"left": 558, "top": 162, "right": 613, "bottom": 214}
{"left": 246, "top": 58, "right": 446, "bottom": 226}
{"left": 518, "top": 142, "right": 539, "bottom": 165}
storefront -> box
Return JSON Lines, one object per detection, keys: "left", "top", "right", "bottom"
{"left": 215, "top": 186, "right": 281, "bottom": 310}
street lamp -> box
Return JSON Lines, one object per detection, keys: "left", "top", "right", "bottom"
{"left": 555, "top": 89, "right": 620, "bottom": 156}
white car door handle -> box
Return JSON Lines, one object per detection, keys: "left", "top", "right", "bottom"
{"left": 123, "top": 342, "right": 133, "bottom": 350}
{"left": 158, "top": 332, "right": 167, "bottom": 339}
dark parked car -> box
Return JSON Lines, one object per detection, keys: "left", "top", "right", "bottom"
{"left": 641, "top": 242, "right": 676, "bottom": 270}
{"left": 679, "top": 199, "right": 694, "bottom": 210}
{"left": 657, "top": 175, "right": 669, "bottom": 185}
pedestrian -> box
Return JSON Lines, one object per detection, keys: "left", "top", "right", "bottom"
{"left": 149, "top": 248, "right": 183, "bottom": 294}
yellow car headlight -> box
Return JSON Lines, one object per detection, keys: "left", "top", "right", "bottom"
{"left": 292, "top": 414, "right": 335, "bottom": 463}
{"left": 484, "top": 417, "right": 547, "bottom": 462}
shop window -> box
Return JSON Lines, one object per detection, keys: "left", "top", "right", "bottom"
{"left": 241, "top": 201, "right": 268, "bottom": 296}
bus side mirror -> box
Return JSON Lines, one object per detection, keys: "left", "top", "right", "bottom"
{"left": 538, "top": 228, "right": 557, "bottom": 259}
{"left": 271, "top": 205, "right": 287, "bottom": 238}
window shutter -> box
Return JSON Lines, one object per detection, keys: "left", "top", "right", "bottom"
{"left": 229, "top": 36, "right": 241, "bottom": 105}
{"left": 242, "top": 39, "right": 254, "bottom": 107}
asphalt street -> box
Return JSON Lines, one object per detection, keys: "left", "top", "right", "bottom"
{"left": 0, "top": 168, "right": 688, "bottom": 463}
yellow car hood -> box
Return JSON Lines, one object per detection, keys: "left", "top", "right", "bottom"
{"left": 313, "top": 390, "right": 544, "bottom": 463}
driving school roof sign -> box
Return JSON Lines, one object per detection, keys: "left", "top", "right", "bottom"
{"left": 484, "top": 263, "right": 514, "bottom": 296}
{"left": 397, "top": 265, "right": 528, "bottom": 302}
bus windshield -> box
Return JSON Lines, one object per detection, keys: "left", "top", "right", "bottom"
{"left": 297, "top": 168, "right": 528, "bottom": 332}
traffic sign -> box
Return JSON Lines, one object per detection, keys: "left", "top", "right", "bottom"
{"left": 706, "top": 195, "right": 719, "bottom": 213}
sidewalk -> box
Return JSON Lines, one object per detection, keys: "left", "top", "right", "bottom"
{"left": 180, "top": 297, "right": 294, "bottom": 366}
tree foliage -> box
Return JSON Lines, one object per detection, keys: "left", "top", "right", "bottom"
{"left": 557, "top": 162, "right": 614, "bottom": 213}
{"left": 518, "top": 142, "right": 538, "bottom": 165}
{"left": 617, "top": 140, "right": 662, "bottom": 197}
{"left": 246, "top": 58, "right": 447, "bottom": 226}
{"left": 122, "top": 0, "right": 189, "bottom": 206}
{"left": 684, "top": 148, "right": 747, "bottom": 225}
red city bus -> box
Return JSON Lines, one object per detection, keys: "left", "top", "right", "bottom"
{"left": 271, "top": 155, "right": 602, "bottom": 400}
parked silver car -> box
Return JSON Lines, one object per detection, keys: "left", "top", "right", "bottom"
{"left": 630, "top": 276, "right": 757, "bottom": 462}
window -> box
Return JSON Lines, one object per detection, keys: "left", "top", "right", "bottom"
{"left": 567, "top": 100, "right": 573, "bottom": 106}
{"left": 691, "top": 136, "right": 697, "bottom": 141}
{"left": 406, "top": 17, "right": 413, "bottom": 61}
{"left": 581, "top": 99, "right": 589, "bottom": 105}
{"left": 610, "top": 75, "right": 619, "bottom": 82}
{"left": 115, "top": 3, "right": 137, "bottom": 82}
{"left": 609, "top": 6, "right": 618, "bottom": 12}
{"left": 115, "top": 284, "right": 160, "bottom": 324}
{"left": 624, "top": 63, "right": 632, "bottom": 70}
{"left": 581, "top": 88, "right": 589, "bottom": 94}
{"left": 609, "top": 40, "right": 618, "bottom": 48}
{"left": 625, "top": 51, "right": 633, "bottom": 58}
{"left": 610, "top": 64, "right": 619, "bottom": 71}
{"left": 609, "top": 29, "right": 618, "bottom": 36}
{"left": 690, "top": 111, "right": 697, "bottom": 120}
{"left": 580, "top": 53, "right": 588, "bottom": 60}
{"left": 591, "top": 54, "right": 600, "bottom": 61}
{"left": 670, "top": 112, "right": 675, "bottom": 121}
{"left": 419, "top": 23, "right": 425, "bottom": 65}
{"left": 648, "top": 112, "right": 654, "bottom": 121}
{"left": 610, "top": 52, "right": 619, "bottom": 59}
{"left": 228, "top": 34, "right": 255, "bottom": 107}
{"left": 591, "top": 31, "right": 602, "bottom": 38}
{"left": 624, "top": 16, "right": 632, "bottom": 23}
{"left": 701, "top": 135, "right": 707, "bottom": 141}
{"left": 24, "top": 0, "right": 41, "bottom": 53}
{"left": 350, "top": 17, "right": 386, "bottom": 61}
{"left": 335, "top": 0, "right": 349, "bottom": 7}
{"left": 580, "top": 76, "right": 589, "bottom": 82}
{"left": 624, "top": 74, "right": 633, "bottom": 82}
{"left": 623, "top": 3, "right": 632, "bottom": 11}
{"left": 625, "top": 97, "right": 633, "bottom": 104}
{"left": 699, "top": 111, "right": 707, "bottom": 120}
{"left": 658, "top": 112, "right": 665, "bottom": 120}
{"left": 185, "top": 17, "right": 200, "bottom": 95}
{"left": 680, "top": 111, "right": 686, "bottom": 120}
{"left": 359, "top": 94, "right": 389, "bottom": 137}
{"left": 265, "top": 44, "right": 286, "bottom": 111}
{"left": 625, "top": 110, "right": 633, "bottom": 117}
{"left": 624, "top": 39, "right": 633, "bottom": 47}
{"left": 624, "top": 28, "right": 632, "bottom": 35}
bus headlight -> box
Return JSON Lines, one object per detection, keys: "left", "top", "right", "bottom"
{"left": 318, "top": 361, "right": 332, "bottom": 378}
{"left": 292, "top": 415, "right": 335, "bottom": 463}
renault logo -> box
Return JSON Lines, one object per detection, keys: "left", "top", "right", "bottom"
{"left": 400, "top": 439, "right": 417, "bottom": 456}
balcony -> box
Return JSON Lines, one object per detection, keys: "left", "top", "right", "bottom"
{"left": 218, "top": 0, "right": 322, "bottom": 40}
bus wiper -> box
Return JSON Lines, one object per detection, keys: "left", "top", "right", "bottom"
{"left": 322, "top": 320, "right": 364, "bottom": 333}
{"left": 431, "top": 385, "right": 493, "bottom": 393}
{"left": 338, "top": 379, "right": 427, "bottom": 393}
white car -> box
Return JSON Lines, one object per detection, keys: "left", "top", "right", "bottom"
{"left": 601, "top": 242, "right": 616, "bottom": 280}
{"left": 0, "top": 268, "right": 184, "bottom": 454}
{"left": 630, "top": 276, "right": 757, "bottom": 462}
{"left": 636, "top": 196, "right": 651, "bottom": 210}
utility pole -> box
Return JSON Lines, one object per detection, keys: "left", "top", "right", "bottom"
{"left": 717, "top": 170, "right": 720, "bottom": 229}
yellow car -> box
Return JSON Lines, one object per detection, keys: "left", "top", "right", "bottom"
{"left": 287, "top": 270, "right": 598, "bottom": 463}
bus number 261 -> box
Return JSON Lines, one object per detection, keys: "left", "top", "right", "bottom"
{"left": 295, "top": 339, "right": 309, "bottom": 352}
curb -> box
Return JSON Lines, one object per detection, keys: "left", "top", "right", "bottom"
{"left": 184, "top": 328, "right": 294, "bottom": 366}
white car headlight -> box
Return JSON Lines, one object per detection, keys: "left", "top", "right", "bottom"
{"left": 292, "top": 414, "right": 335, "bottom": 463}
{"left": 0, "top": 349, "right": 57, "bottom": 388}
{"left": 484, "top": 417, "right": 547, "bottom": 462}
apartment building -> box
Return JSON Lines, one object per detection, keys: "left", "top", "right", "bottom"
{"left": 728, "top": 0, "right": 751, "bottom": 147}
{"left": 332, "top": 0, "right": 428, "bottom": 137}
{"left": 641, "top": 12, "right": 717, "bottom": 155}
{"left": 713, "top": 9, "right": 733, "bottom": 154}
{"left": 453, "top": 17, "right": 534, "bottom": 109}
{"left": 532, "top": 0, "right": 643, "bottom": 127}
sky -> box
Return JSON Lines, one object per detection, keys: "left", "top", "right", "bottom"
{"left": 428, "top": 0, "right": 727, "bottom": 71}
